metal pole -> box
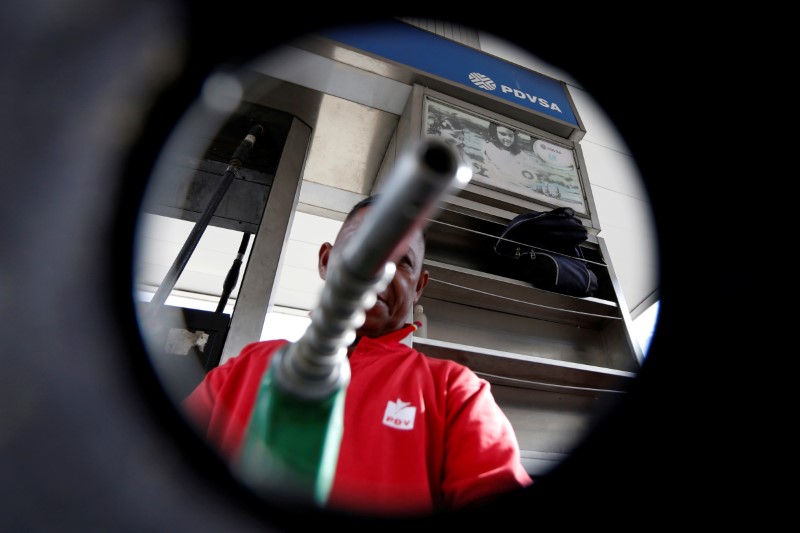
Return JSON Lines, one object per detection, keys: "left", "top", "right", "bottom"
{"left": 148, "top": 124, "right": 263, "bottom": 311}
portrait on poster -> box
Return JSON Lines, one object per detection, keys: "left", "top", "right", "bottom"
{"left": 424, "top": 97, "right": 587, "bottom": 214}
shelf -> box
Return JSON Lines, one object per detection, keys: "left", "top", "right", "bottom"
{"left": 413, "top": 337, "right": 636, "bottom": 395}
{"left": 423, "top": 259, "right": 621, "bottom": 330}
{"left": 424, "top": 203, "right": 618, "bottom": 302}
{"left": 419, "top": 201, "right": 641, "bottom": 374}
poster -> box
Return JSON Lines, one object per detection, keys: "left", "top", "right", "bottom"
{"left": 424, "top": 97, "right": 587, "bottom": 214}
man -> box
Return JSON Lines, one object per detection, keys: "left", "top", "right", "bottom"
{"left": 183, "top": 195, "right": 533, "bottom": 516}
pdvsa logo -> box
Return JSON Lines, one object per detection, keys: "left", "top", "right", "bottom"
{"left": 468, "top": 72, "right": 496, "bottom": 91}
{"left": 467, "top": 71, "right": 563, "bottom": 114}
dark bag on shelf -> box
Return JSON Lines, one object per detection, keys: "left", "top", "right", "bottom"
{"left": 494, "top": 207, "right": 599, "bottom": 297}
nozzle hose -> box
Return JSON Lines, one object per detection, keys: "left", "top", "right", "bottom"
{"left": 273, "top": 138, "right": 470, "bottom": 399}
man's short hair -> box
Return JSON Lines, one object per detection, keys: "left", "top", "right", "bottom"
{"left": 343, "top": 195, "right": 381, "bottom": 224}
{"left": 342, "top": 194, "right": 427, "bottom": 254}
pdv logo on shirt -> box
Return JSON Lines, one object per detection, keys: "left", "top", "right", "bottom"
{"left": 383, "top": 398, "right": 417, "bottom": 430}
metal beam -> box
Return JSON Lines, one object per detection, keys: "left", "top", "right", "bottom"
{"left": 221, "top": 118, "right": 311, "bottom": 363}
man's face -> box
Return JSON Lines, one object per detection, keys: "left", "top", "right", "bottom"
{"left": 318, "top": 206, "right": 429, "bottom": 339}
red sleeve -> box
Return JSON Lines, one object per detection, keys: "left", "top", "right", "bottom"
{"left": 182, "top": 340, "right": 286, "bottom": 460}
{"left": 440, "top": 365, "right": 533, "bottom": 509}
{"left": 182, "top": 355, "right": 234, "bottom": 433}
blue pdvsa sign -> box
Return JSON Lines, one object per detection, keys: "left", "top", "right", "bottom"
{"left": 466, "top": 72, "right": 568, "bottom": 117}
{"left": 318, "top": 21, "right": 578, "bottom": 127}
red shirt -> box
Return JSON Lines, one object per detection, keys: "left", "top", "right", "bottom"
{"left": 183, "top": 324, "right": 533, "bottom": 515}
